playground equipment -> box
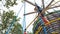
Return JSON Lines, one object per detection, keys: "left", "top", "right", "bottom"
{"left": 3, "top": 0, "right": 60, "bottom": 34}
{"left": 23, "top": 0, "right": 60, "bottom": 34}
{"left": 33, "top": 11, "right": 60, "bottom": 34}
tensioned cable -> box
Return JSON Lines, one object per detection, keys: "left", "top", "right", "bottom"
{"left": 25, "top": 0, "right": 37, "bottom": 30}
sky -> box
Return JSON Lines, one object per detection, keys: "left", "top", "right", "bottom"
{"left": 0, "top": 0, "right": 60, "bottom": 32}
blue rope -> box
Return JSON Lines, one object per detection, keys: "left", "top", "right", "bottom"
{"left": 39, "top": 17, "right": 47, "bottom": 34}
{"left": 47, "top": 27, "right": 53, "bottom": 32}
{"left": 6, "top": 3, "right": 24, "bottom": 34}
{"left": 22, "top": 1, "right": 26, "bottom": 34}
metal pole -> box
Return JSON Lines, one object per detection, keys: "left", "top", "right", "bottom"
{"left": 23, "top": 1, "right": 26, "bottom": 34}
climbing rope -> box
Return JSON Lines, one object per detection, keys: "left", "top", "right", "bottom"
{"left": 24, "top": 0, "right": 54, "bottom": 30}
{"left": 22, "top": 0, "right": 60, "bottom": 34}
{"left": 34, "top": 17, "right": 60, "bottom": 34}
{"left": 23, "top": 0, "right": 60, "bottom": 30}
{"left": 35, "top": 26, "right": 42, "bottom": 34}
{"left": 47, "top": 17, "right": 60, "bottom": 24}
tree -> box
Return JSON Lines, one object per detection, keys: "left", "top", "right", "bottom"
{"left": 0, "top": 0, "right": 23, "bottom": 34}
{"left": 0, "top": 0, "right": 17, "bottom": 8}
{"left": 0, "top": 11, "right": 23, "bottom": 34}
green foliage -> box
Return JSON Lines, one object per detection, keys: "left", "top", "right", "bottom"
{"left": 1, "top": 11, "right": 16, "bottom": 29}
{"left": 10, "top": 23, "right": 23, "bottom": 34}
{"left": 33, "top": 18, "right": 40, "bottom": 31}
{"left": 4, "top": 0, "right": 17, "bottom": 8}
{"left": 0, "top": 0, "right": 17, "bottom": 8}
{"left": 0, "top": 11, "right": 22, "bottom": 34}
{"left": 0, "top": 0, "right": 22, "bottom": 34}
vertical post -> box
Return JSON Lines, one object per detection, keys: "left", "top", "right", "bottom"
{"left": 23, "top": 1, "right": 26, "bottom": 34}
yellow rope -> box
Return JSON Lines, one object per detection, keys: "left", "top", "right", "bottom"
{"left": 35, "top": 26, "right": 42, "bottom": 34}
{"left": 50, "top": 18, "right": 60, "bottom": 23}
{"left": 26, "top": 18, "right": 60, "bottom": 34}
{"left": 26, "top": 1, "right": 52, "bottom": 29}
{"left": 35, "top": 18, "right": 60, "bottom": 34}
{"left": 51, "top": 32, "right": 58, "bottom": 34}
{"left": 45, "top": 18, "right": 60, "bottom": 25}
{"left": 25, "top": 0, "right": 60, "bottom": 30}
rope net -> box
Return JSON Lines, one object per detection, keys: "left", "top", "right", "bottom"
{"left": 33, "top": 10, "right": 60, "bottom": 34}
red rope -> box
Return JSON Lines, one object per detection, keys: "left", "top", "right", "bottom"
{"left": 42, "top": 17, "right": 50, "bottom": 26}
